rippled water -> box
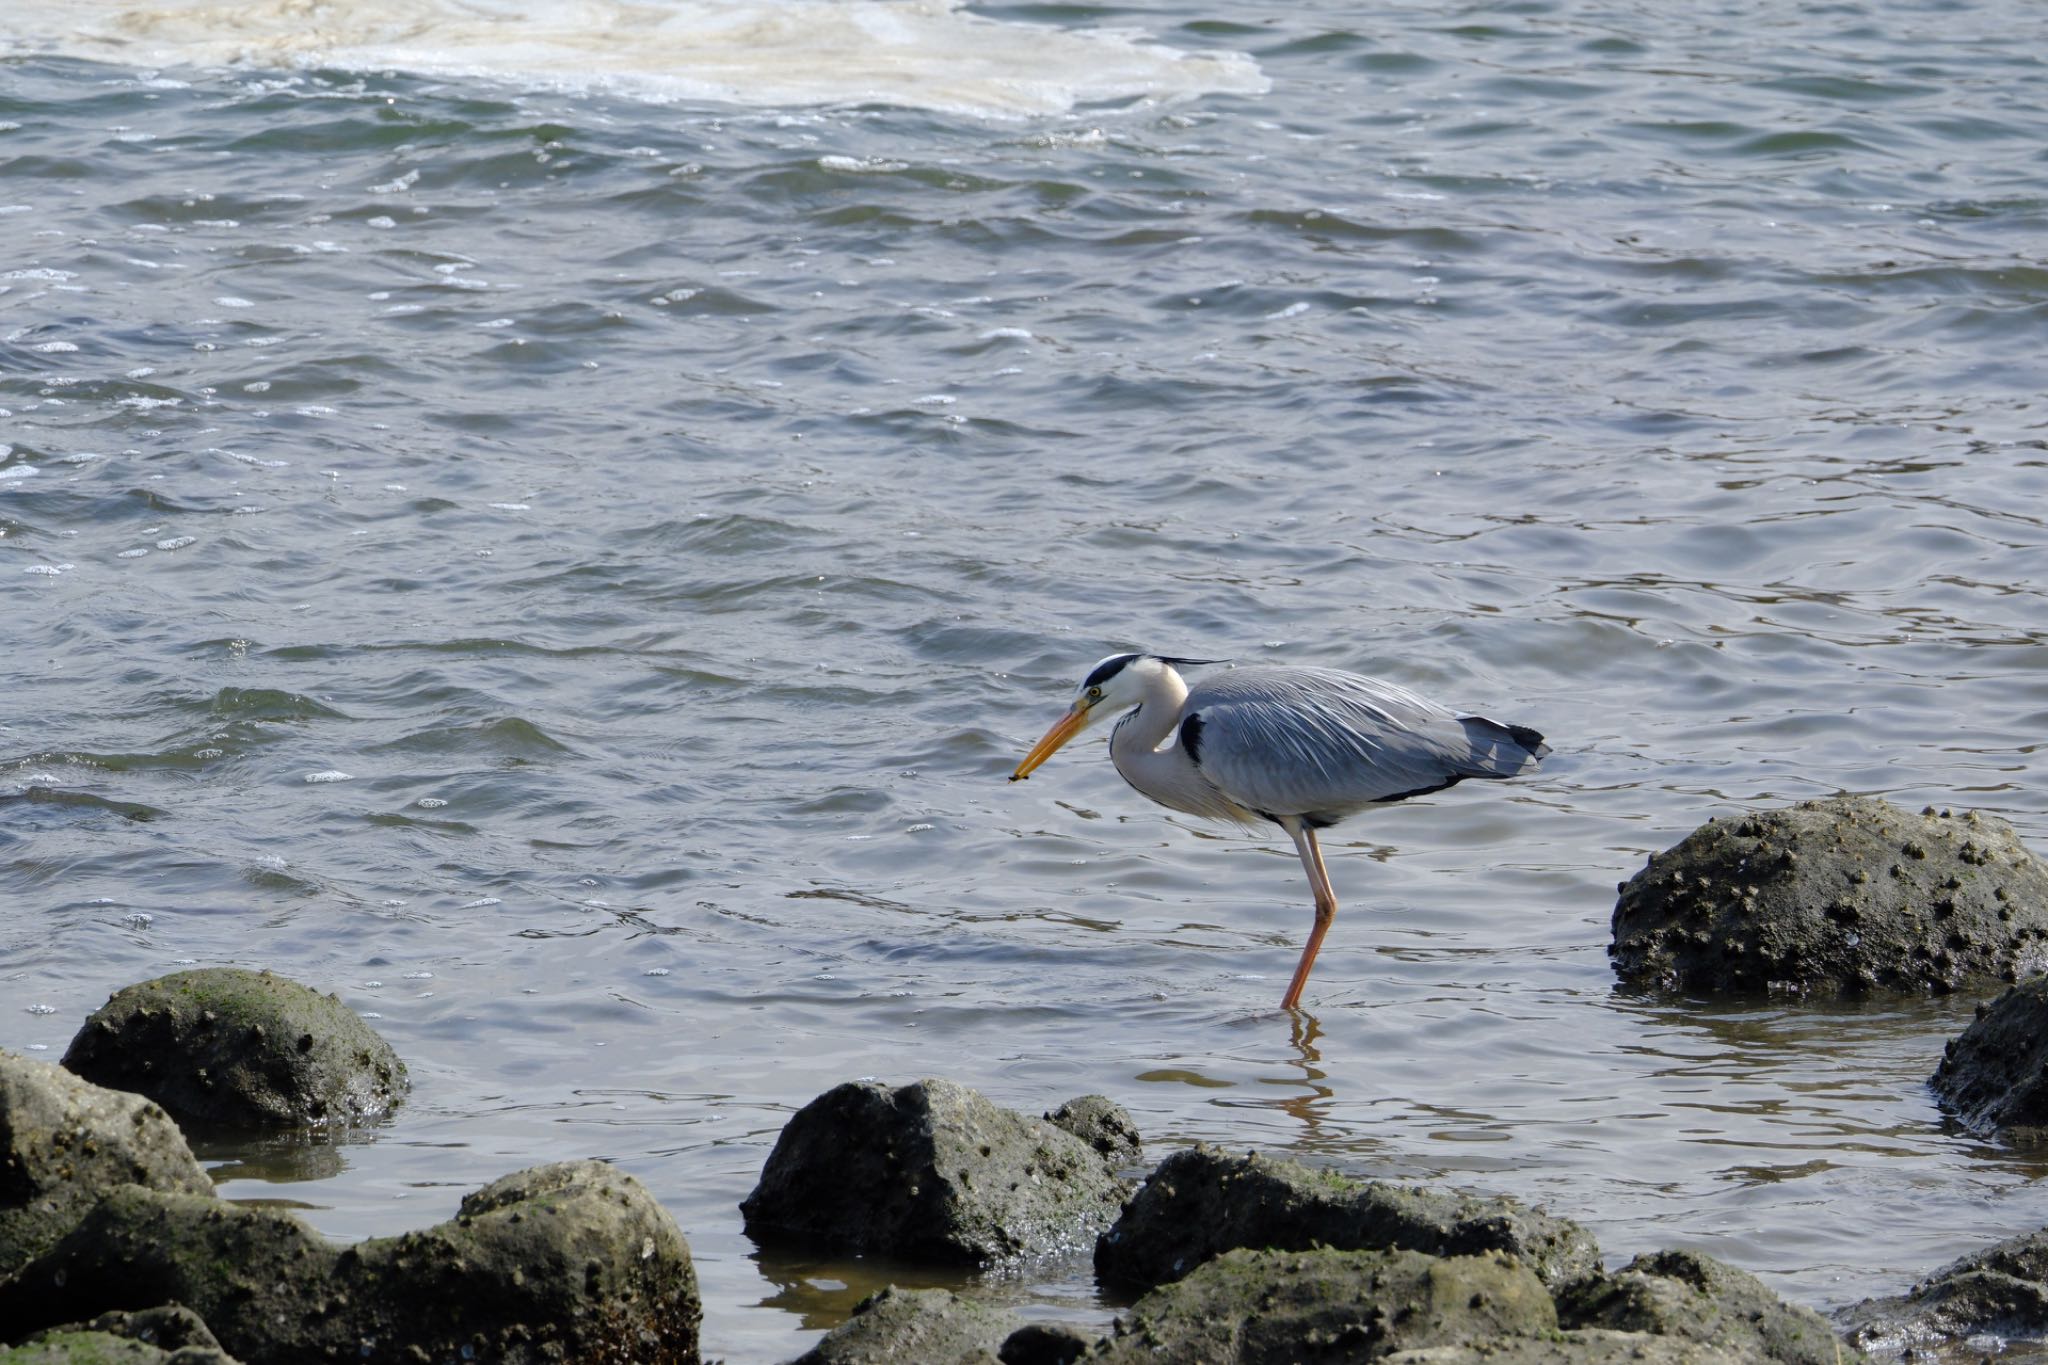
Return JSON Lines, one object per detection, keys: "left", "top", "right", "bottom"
{"left": 5, "top": 0, "right": 2048, "bottom": 1358}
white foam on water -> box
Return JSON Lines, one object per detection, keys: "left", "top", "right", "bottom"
{"left": 11, "top": 0, "right": 1266, "bottom": 119}
{"left": 818, "top": 154, "right": 908, "bottom": 172}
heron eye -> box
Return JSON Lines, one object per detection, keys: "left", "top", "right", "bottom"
{"left": 1086, "top": 686, "right": 1103, "bottom": 701}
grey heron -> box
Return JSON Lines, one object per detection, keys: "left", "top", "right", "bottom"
{"left": 1010, "top": 653, "right": 1548, "bottom": 1011}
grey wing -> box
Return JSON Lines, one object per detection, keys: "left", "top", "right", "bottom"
{"left": 1184, "top": 667, "right": 1540, "bottom": 822}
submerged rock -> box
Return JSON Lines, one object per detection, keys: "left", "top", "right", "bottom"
{"left": 61, "top": 967, "right": 407, "bottom": 1129}
{"left": 0, "top": 1050, "right": 213, "bottom": 1280}
{"left": 1838, "top": 1225, "right": 2048, "bottom": 1358}
{"left": 1094, "top": 1146, "right": 1599, "bottom": 1295}
{"left": 1557, "top": 1249, "right": 1863, "bottom": 1365}
{"left": 1930, "top": 976, "right": 2048, "bottom": 1143}
{"left": 1093, "top": 1246, "right": 1557, "bottom": 1364}
{"left": 741, "top": 1078, "right": 1133, "bottom": 1266}
{"left": 791, "top": 1286, "right": 1018, "bottom": 1365}
{"left": 1610, "top": 797, "right": 2048, "bottom": 995}
{"left": 0, "top": 1159, "right": 700, "bottom": 1365}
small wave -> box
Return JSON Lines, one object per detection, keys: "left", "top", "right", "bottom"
{"left": 18, "top": 0, "right": 1267, "bottom": 119}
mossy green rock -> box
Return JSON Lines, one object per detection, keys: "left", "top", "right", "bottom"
{"left": 1381, "top": 1331, "right": 1748, "bottom": 1363}
{"left": 1611, "top": 797, "right": 2048, "bottom": 995}
{"left": 1558, "top": 1249, "right": 1862, "bottom": 1365}
{"left": 0, "top": 1050, "right": 213, "bottom": 1279}
{"left": 1094, "top": 1246, "right": 1557, "bottom": 1364}
{"left": 0, "top": 1332, "right": 227, "bottom": 1365}
{"left": 0, "top": 1160, "right": 700, "bottom": 1365}
{"left": 3, "top": 1308, "right": 239, "bottom": 1364}
{"left": 790, "top": 1286, "right": 1017, "bottom": 1365}
{"left": 1095, "top": 1146, "right": 1598, "bottom": 1295}
{"left": 61, "top": 968, "right": 405, "bottom": 1129}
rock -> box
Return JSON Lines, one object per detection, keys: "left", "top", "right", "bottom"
{"left": 5, "top": 1308, "right": 241, "bottom": 1364}
{"left": 0, "top": 1159, "right": 700, "bottom": 1365}
{"left": 1044, "top": 1095, "right": 1142, "bottom": 1166}
{"left": 0, "top": 1050, "right": 213, "bottom": 1279}
{"left": 1931, "top": 976, "right": 2048, "bottom": 1142}
{"left": 741, "top": 1078, "right": 1132, "bottom": 1266}
{"left": 1094, "top": 1146, "right": 1599, "bottom": 1295}
{"left": 1838, "top": 1225, "right": 2048, "bottom": 1357}
{"left": 1610, "top": 797, "right": 2048, "bottom": 995}
{"left": 1382, "top": 1330, "right": 1748, "bottom": 1363}
{"left": 61, "top": 968, "right": 407, "bottom": 1129}
{"left": 1092, "top": 1246, "right": 1557, "bottom": 1364}
{"left": 0, "top": 1333, "right": 233, "bottom": 1364}
{"left": 998, "top": 1322, "right": 1098, "bottom": 1365}
{"left": 791, "top": 1286, "right": 1018, "bottom": 1364}
{"left": 1557, "top": 1249, "right": 1862, "bottom": 1365}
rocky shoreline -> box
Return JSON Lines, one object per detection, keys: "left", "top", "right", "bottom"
{"left": 5, "top": 795, "right": 2048, "bottom": 1363}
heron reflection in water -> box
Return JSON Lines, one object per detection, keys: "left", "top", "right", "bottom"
{"left": 1011, "top": 653, "right": 1548, "bottom": 1011}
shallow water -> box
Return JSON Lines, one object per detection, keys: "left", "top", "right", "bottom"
{"left": 4, "top": 0, "right": 2048, "bottom": 1358}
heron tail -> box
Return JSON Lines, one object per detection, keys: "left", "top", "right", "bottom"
{"left": 1456, "top": 715, "right": 1550, "bottom": 774}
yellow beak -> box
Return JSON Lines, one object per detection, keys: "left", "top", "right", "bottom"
{"left": 1010, "top": 703, "right": 1090, "bottom": 781}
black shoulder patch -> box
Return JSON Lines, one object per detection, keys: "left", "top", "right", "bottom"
{"left": 1180, "top": 711, "right": 1205, "bottom": 764}
{"left": 1083, "top": 653, "right": 1141, "bottom": 689}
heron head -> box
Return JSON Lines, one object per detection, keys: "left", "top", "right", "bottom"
{"left": 1010, "top": 653, "right": 1212, "bottom": 781}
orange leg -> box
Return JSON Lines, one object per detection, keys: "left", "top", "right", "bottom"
{"left": 1278, "top": 819, "right": 1338, "bottom": 1011}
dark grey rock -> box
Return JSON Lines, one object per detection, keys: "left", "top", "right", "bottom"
{"left": 1044, "top": 1095, "right": 1141, "bottom": 1167}
{"left": 792, "top": 1286, "right": 1018, "bottom": 1365}
{"left": 1557, "top": 1249, "right": 1863, "bottom": 1365}
{"left": 61, "top": 968, "right": 407, "bottom": 1129}
{"left": 7, "top": 1308, "right": 241, "bottom": 1364}
{"left": 1092, "top": 1246, "right": 1557, "bottom": 1364}
{"left": 741, "top": 1078, "right": 1132, "bottom": 1266}
{"left": 0, "top": 1050, "right": 213, "bottom": 1279}
{"left": 1094, "top": 1146, "right": 1599, "bottom": 1295}
{"left": 1838, "top": 1225, "right": 2048, "bottom": 1358}
{"left": 0, "top": 1159, "right": 700, "bottom": 1365}
{"left": 1611, "top": 797, "right": 2048, "bottom": 995}
{"left": 1931, "top": 977, "right": 2048, "bottom": 1142}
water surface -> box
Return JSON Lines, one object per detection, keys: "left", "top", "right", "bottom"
{"left": 4, "top": 0, "right": 2048, "bottom": 1358}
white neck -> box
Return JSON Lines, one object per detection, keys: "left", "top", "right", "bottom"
{"left": 1105, "top": 665, "right": 1237, "bottom": 820}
